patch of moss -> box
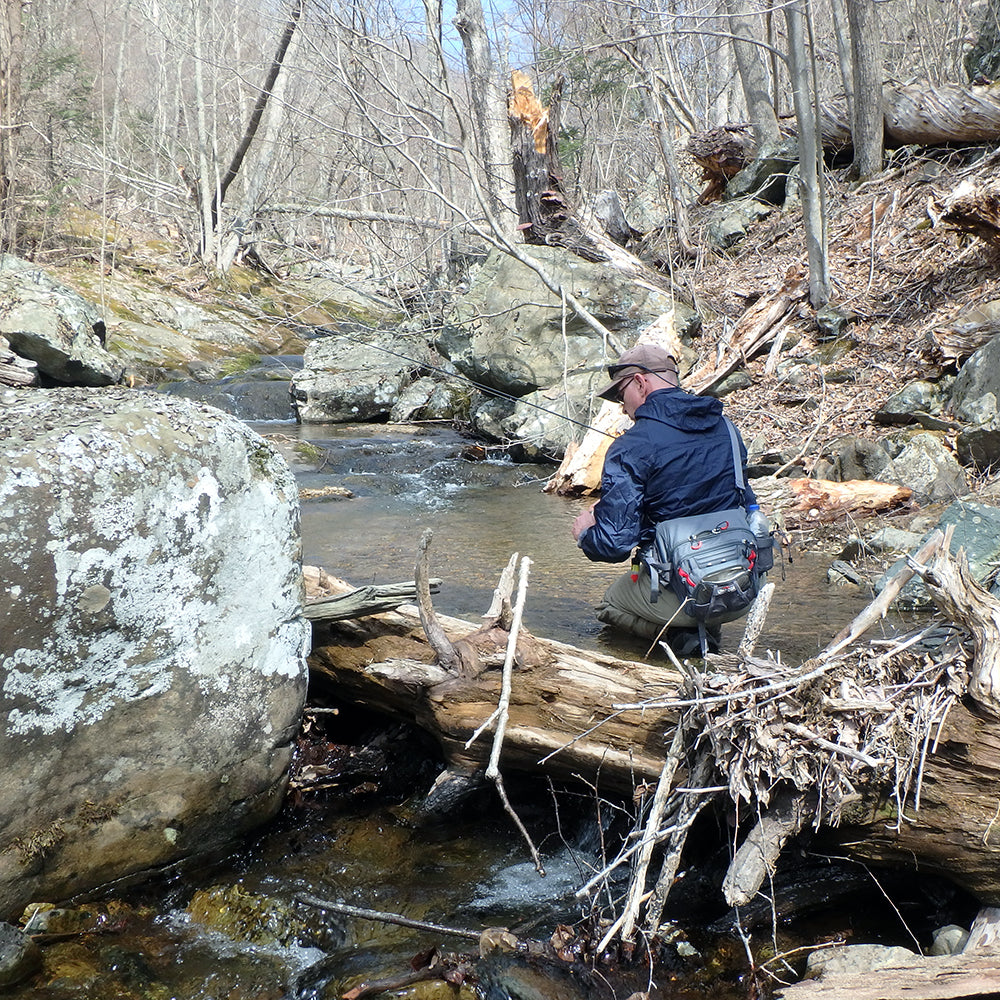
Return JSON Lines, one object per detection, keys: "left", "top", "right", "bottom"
{"left": 249, "top": 443, "right": 276, "bottom": 478}
{"left": 218, "top": 353, "right": 262, "bottom": 377}
{"left": 294, "top": 441, "right": 325, "bottom": 464}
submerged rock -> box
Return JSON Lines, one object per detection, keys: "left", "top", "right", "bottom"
{"left": 0, "top": 923, "right": 41, "bottom": 989}
{"left": 0, "top": 388, "right": 309, "bottom": 914}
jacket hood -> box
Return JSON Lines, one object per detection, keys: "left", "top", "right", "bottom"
{"left": 634, "top": 387, "right": 723, "bottom": 432}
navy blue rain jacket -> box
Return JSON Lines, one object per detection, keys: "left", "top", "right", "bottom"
{"left": 579, "top": 388, "right": 757, "bottom": 563}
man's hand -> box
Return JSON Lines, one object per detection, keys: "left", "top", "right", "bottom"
{"left": 572, "top": 504, "right": 597, "bottom": 541}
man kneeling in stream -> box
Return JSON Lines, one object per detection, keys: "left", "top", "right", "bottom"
{"left": 571, "top": 344, "right": 762, "bottom": 657}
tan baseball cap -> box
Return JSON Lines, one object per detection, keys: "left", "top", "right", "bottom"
{"left": 596, "top": 344, "right": 680, "bottom": 401}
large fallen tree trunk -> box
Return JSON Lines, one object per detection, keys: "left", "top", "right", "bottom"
{"left": 689, "top": 82, "right": 1000, "bottom": 201}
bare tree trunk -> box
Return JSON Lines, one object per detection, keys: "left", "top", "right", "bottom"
{"left": 215, "top": 0, "right": 303, "bottom": 218}
{"left": 640, "top": 84, "right": 692, "bottom": 254}
{"left": 219, "top": 8, "right": 301, "bottom": 272}
{"left": 846, "top": 0, "right": 884, "bottom": 179}
{"left": 723, "top": 0, "right": 780, "bottom": 147}
{"left": 191, "top": 1, "right": 217, "bottom": 261}
{"left": 0, "top": 0, "right": 23, "bottom": 250}
{"left": 454, "top": 0, "right": 517, "bottom": 241}
{"left": 422, "top": 0, "right": 455, "bottom": 275}
{"left": 829, "top": 0, "right": 854, "bottom": 126}
{"left": 785, "top": 1, "right": 830, "bottom": 309}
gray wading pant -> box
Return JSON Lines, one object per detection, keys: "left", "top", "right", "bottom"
{"left": 596, "top": 566, "right": 752, "bottom": 641}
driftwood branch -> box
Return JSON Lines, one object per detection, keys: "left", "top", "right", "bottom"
{"left": 614, "top": 719, "right": 689, "bottom": 946}
{"left": 415, "top": 529, "right": 458, "bottom": 671}
{"left": 294, "top": 893, "right": 482, "bottom": 941}
{"left": 486, "top": 557, "right": 545, "bottom": 874}
{"left": 907, "top": 526, "right": 1000, "bottom": 717}
{"left": 304, "top": 579, "right": 441, "bottom": 622}
{"left": 738, "top": 582, "right": 775, "bottom": 659}
{"left": 723, "top": 789, "right": 817, "bottom": 906}
{"left": 483, "top": 552, "right": 518, "bottom": 629}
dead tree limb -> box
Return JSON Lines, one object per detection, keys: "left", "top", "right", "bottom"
{"left": 295, "top": 893, "right": 482, "bottom": 941}
{"left": 723, "top": 788, "right": 817, "bottom": 906}
{"left": 485, "top": 556, "right": 545, "bottom": 874}
{"left": 415, "top": 529, "right": 458, "bottom": 671}
{"left": 738, "top": 581, "right": 775, "bottom": 659}
{"left": 908, "top": 527, "right": 1000, "bottom": 717}
{"left": 822, "top": 529, "right": 949, "bottom": 658}
{"left": 304, "top": 579, "right": 441, "bottom": 622}
{"left": 616, "top": 718, "right": 689, "bottom": 944}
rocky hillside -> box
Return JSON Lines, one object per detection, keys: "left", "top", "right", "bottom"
{"left": 689, "top": 145, "right": 1000, "bottom": 483}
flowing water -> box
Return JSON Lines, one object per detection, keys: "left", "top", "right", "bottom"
{"left": 12, "top": 421, "right": 930, "bottom": 1000}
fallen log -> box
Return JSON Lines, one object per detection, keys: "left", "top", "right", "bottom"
{"left": 776, "top": 952, "right": 1000, "bottom": 1000}
{"left": 785, "top": 477, "right": 914, "bottom": 524}
{"left": 308, "top": 604, "right": 683, "bottom": 797}
{"left": 687, "top": 83, "right": 1000, "bottom": 185}
{"left": 308, "top": 526, "right": 1000, "bottom": 944}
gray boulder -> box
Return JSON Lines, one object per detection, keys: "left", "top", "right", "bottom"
{"left": 437, "top": 246, "right": 699, "bottom": 396}
{"left": 0, "top": 388, "right": 309, "bottom": 914}
{"left": 706, "top": 198, "right": 773, "bottom": 249}
{"left": 498, "top": 370, "right": 609, "bottom": 460}
{"left": 832, "top": 432, "right": 966, "bottom": 502}
{"left": 0, "top": 254, "right": 124, "bottom": 386}
{"left": 291, "top": 329, "right": 430, "bottom": 423}
{"left": 957, "top": 416, "right": 1000, "bottom": 469}
{"left": 885, "top": 431, "right": 967, "bottom": 503}
{"left": 950, "top": 333, "right": 1000, "bottom": 425}
{"left": 725, "top": 139, "right": 800, "bottom": 205}
{"left": 951, "top": 337, "right": 1000, "bottom": 450}
{"left": 948, "top": 334, "right": 1000, "bottom": 468}
{"left": 0, "top": 923, "right": 40, "bottom": 988}
{"left": 833, "top": 436, "right": 893, "bottom": 481}
{"left": 389, "top": 376, "right": 467, "bottom": 423}
{"left": 876, "top": 500, "right": 1000, "bottom": 608}
{"left": 875, "top": 379, "right": 948, "bottom": 426}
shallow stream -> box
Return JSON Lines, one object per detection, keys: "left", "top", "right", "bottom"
{"left": 12, "top": 422, "right": 937, "bottom": 1000}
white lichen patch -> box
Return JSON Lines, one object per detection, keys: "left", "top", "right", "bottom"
{"left": 0, "top": 388, "right": 308, "bottom": 737}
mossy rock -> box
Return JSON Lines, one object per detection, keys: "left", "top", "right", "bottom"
{"left": 187, "top": 884, "right": 311, "bottom": 947}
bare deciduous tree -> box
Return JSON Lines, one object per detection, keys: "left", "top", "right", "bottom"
{"left": 723, "top": 0, "right": 780, "bottom": 147}
{"left": 0, "top": 0, "right": 23, "bottom": 249}
{"left": 785, "top": 0, "right": 829, "bottom": 308}
{"left": 846, "top": 0, "right": 883, "bottom": 179}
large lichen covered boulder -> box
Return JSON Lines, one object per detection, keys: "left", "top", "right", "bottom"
{"left": 436, "top": 246, "right": 700, "bottom": 396}
{"left": 0, "top": 388, "right": 309, "bottom": 916}
{"left": 0, "top": 255, "right": 124, "bottom": 387}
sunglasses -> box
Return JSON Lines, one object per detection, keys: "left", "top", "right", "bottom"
{"left": 611, "top": 373, "right": 638, "bottom": 404}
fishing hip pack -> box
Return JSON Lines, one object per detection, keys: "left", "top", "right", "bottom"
{"left": 643, "top": 418, "right": 772, "bottom": 624}
{"left": 646, "top": 507, "right": 761, "bottom": 620}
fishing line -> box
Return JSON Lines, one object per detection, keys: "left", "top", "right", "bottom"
{"left": 309, "top": 324, "right": 619, "bottom": 439}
